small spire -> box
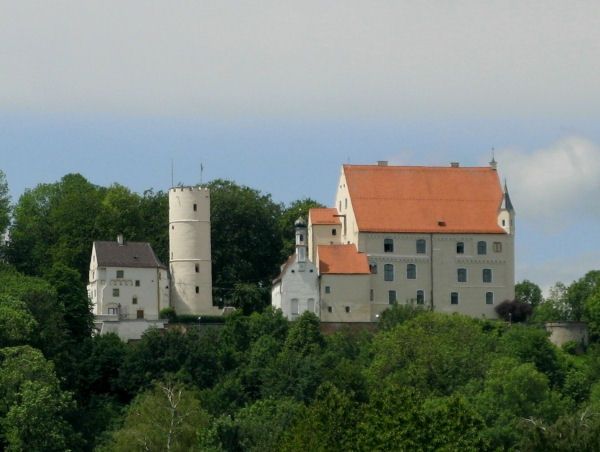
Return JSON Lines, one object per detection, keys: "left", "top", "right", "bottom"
{"left": 489, "top": 148, "right": 497, "bottom": 170}
{"left": 501, "top": 180, "right": 514, "bottom": 212}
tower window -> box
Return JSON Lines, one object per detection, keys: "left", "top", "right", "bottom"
{"left": 345, "top": 198, "right": 347, "bottom": 209}
{"left": 345, "top": 306, "right": 351, "bottom": 313}
{"left": 327, "top": 306, "right": 333, "bottom": 313}
{"left": 502, "top": 219, "right": 506, "bottom": 226}
{"left": 193, "top": 203, "right": 197, "bottom": 211}
{"left": 195, "top": 286, "right": 199, "bottom": 294}
{"left": 384, "top": 264, "right": 394, "bottom": 281}
{"left": 384, "top": 238, "right": 394, "bottom": 253}
{"left": 416, "top": 290, "right": 424, "bottom": 305}
{"left": 457, "top": 268, "right": 467, "bottom": 282}
{"left": 451, "top": 292, "right": 459, "bottom": 305}
{"left": 407, "top": 264, "right": 416, "bottom": 280}
{"left": 456, "top": 242, "right": 464, "bottom": 254}
{"left": 483, "top": 269, "right": 492, "bottom": 283}
{"left": 486, "top": 292, "right": 494, "bottom": 305}
{"left": 416, "top": 239, "right": 426, "bottom": 254}
{"left": 477, "top": 241, "right": 487, "bottom": 255}
{"left": 195, "top": 263, "right": 199, "bottom": 273}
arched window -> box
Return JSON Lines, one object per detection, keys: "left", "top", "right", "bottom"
{"left": 407, "top": 264, "right": 416, "bottom": 279}
{"left": 416, "top": 290, "right": 424, "bottom": 305}
{"left": 457, "top": 268, "right": 467, "bottom": 282}
{"left": 416, "top": 239, "right": 426, "bottom": 254}
{"left": 456, "top": 242, "right": 464, "bottom": 254}
{"left": 477, "top": 241, "right": 487, "bottom": 255}
{"left": 483, "top": 269, "right": 492, "bottom": 283}
{"left": 384, "top": 264, "right": 394, "bottom": 281}
{"left": 384, "top": 238, "right": 394, "bottom": 253}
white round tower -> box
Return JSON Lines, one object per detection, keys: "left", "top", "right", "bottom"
{"left": 169, "top": 186, "right": 218, "bottom": 315}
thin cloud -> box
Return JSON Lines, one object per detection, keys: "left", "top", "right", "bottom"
{"left": 497, "top": 137, "right": 600, "bottom": 225}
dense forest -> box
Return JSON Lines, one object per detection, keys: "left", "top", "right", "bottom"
{"left": 1, "top": 169, "right": 600, "bottom": 451}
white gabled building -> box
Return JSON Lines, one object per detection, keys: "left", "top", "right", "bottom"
{"left": 271, "top": 218, "right": 320, "bottom": 320}
{"left": 88, "top": 234, "right": 170, "bottom": 340}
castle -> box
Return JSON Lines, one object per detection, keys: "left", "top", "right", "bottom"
{"left": 272, "top": 160, "right": 515, "bottom": 322}
{"left": 88, "top": 186, "right": 218, "bottom": 340}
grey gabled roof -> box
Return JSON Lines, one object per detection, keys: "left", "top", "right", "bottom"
{"left": 94, "top": 241, "right": 166, "bottom": 269}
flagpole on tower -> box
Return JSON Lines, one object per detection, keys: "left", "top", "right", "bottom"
{"left": 200, "top": 163, "right": 204, "bottom": 185}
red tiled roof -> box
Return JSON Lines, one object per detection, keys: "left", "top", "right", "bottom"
{"left": 318, "top": 245, "right": 370, "bottom": 275}
{"left": 343, "top": 165, "right": 506, "bottom": 234}
{"left": 309, "top": 208, "right": 342, "bottom": 225}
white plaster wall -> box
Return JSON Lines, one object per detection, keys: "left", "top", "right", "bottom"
{"left": 169, "top": 186, "right": 217, "bottom": 315}
{"left": 278, "top": 259, "right": 319, "bottom": 320}
{"left": 320, "top": 274, "right": 371, "bottom": 322}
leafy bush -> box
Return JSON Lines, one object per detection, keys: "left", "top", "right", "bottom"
{"left": 496, "top": 300, "right": 533, "bottom": 323}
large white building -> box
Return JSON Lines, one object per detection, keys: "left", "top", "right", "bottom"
{"left": 274, "top": 160, "right": 515, "bottom": 322}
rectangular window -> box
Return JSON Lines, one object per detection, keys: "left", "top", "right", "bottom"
{"left": 113, "top": 288, "right": 120, "bottom": 297}
{"left": 477, "top": 241, "right": 487, "bottom": 255}
{"left": 451, "top": 292, "right": 459, "bottom": 305}
{"left": 456, "top": 242, "right": 464, "bottom": 254}
{"left": 370, "top": 289, "right": 374, "bottom": 301}
{"left": 483, "top": 269, "right": 492, "bottom": 283}
{"left": 291, "top": 299, "right": 299, "bottom": 315}
{"left": 332, "top": 228, "right": 337, "bottom": 236}
{"left": 345, "top": 306, "right": 351, "bottom": 313}
{"left": 493, "top": 242, "right": 502, "bottom": 252}
{"left": 416, "top": 290, "right": 424, "bottom": 305}
{"left": 388, "top": 290, "right": 397, "bottom": 305}
{"left": 195, "top": 286, "right": 199, "bottom": 294}
{"left": 137, "top": 310, "right": 144, "bottom": 319}
{"left": 407, "top": 264, "right": 416, "bottom": 280}
{"left": 328, "top": 306, "right": 333, "bottom": 313}
{"left": 416, "top": 239, "right": 426, "bottom": 254}
{"left": 384, "top": 238, "right": 394, "bottom": 253}
{"left": 307, "top": 298, "right": 315, "bottom": 312}
{"left": 132, "top": 296, "right": 138, "bottom": 305}
{"left": 135, "top": 280, "right": 140, "bottom": 287}
{"left": 369, "top": 262, "right": 378, "bottom": 274}
{"left": 486, "top": 292, "right": 494, "bottom": 305}
{"left": 457, "top": 268, "right": 467, "bottom": 282}
{"left": 325, "top": 286, "right": 331, "bottom": 294}
{"left": 116, "top": 270, "right": 124, "bottom": 278}
{"left": 195, "top": 263, "right": 200, "bottom": 273}
{"left": 384, "top": 264, "right": 394, "bottom": 281}
{"left": 193, "top": 203, "right": 197, "bottom": 211}
{"left": 108, "top": 307, "right": 117, "bottom": 315}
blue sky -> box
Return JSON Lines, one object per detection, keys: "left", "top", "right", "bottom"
{"left": 1, "top": 1, "right": 600, "bottom": 292}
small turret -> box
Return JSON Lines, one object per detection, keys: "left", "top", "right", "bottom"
{"left": 295, "top": 217, "right": 307, "bottom": 263}
{"left": 498, "top": 180, "right": 515, "bottom": 234}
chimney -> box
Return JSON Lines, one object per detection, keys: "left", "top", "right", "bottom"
{"left": 450, "top": 162, "right": 460, "bottom": 168}
{"left": 117, "top": 234, "right": 124, "bottom": 246}
{"left": 377, "top": 160, "right": 388, "bottom": 166}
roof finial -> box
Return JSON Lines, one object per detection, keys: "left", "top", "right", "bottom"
{"left": 489, "top": 148, "right": 497, "bottom": 170}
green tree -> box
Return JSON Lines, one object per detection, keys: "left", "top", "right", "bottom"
{"left": 0, "top": 295, "right": 37, "bottom": 347}
{"left": 378, "top": 303, "right": 427, "bottom": 330}
{"left": 584, "top": 289, "right": 600, "bottom": 342}
{"left": 0, "top": 170, "right": 9, "bottom": 236}
{"left": 108, "top": 381, "right": 215, "bottom": 452}
{"left": 230, "top": 282, "right": 269, "bottom": 315}
{"left": 95, "top": 183, "right": 143, "bottom": 243}
{"left": 516, "top": 279, "right": 544, "bottom": 307}
{"left": 208, "top": 179, "right": 283, "bottom": 301}
{"left": 568, "top": 270, "right": 600, "bottom": 321}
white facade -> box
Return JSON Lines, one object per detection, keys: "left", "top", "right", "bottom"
{"left": 169, "top": 186, "right": 219, "bottom": 315}
{"left": 272, "top": 218, "right": 320, "bottom": 319}
{"left": 87, "top": 243, "right": 170, "bottom": 321}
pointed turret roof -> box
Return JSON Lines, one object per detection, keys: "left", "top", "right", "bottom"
{"left": 501, "top": 181, "right": 514, "bottom": 212}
